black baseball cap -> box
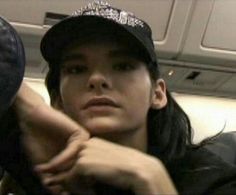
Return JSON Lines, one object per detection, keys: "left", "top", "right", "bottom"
{"left": 40, "top": 1, "right": 158, "bottom": 68}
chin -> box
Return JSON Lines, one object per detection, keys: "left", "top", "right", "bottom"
{"left": 82, "top": 118, "right": 126, "bottom": 136}
{"left": 86, "top": 124, "right": 122, "bottom": 136}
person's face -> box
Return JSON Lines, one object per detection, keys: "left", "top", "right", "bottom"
{"left": 57, "top": 41, "right": 167, "bottom": 136}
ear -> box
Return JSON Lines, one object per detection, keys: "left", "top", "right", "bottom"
{"left": 151, "top": 79, "right": 167, "bottom": 109}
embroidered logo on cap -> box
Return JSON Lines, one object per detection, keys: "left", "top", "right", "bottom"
{"left": 72, "top": 0, "right": 144, "bottom": 28}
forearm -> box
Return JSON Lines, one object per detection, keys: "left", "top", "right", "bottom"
{"left": 13, "top": 82, "right": 78, "bottom": 137}
{"left": 12, "top": 82, "right": 89, "bottom": 165}
{"left": 12, "top": 82, "right": 71, "bottom": 163}
{"left": 13, "top": 82, "right": 45, "bottom": 120}
{"left": 132, "top": 158, "right": 178, "bottom": 195}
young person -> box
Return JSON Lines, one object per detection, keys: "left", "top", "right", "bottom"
{"left": 33, "top": 1, "right": 236, "bottom": 194}
{"left": 1, "top": 1, "right": 236, "bottom": 194}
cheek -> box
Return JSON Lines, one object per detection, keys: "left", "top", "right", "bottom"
{"left": 59, "top": 77, "right": 83, "bottom": 118}
{"left": 119, "top": 73, "right": 153, "bottom": 115}
{"left": 60, "top": 76, "right": 85, "bottom": 99}
{"left": 111, "top": 79, "right": 152, "bottom": 132}
{"left": 126, "top": 88, "right": 152, "bottom": 120}
{"left": 60, "top": 78, "right": 73, "bottom": 102}
{"left": 124, "top": 73, "right": 152, "bottom": 102}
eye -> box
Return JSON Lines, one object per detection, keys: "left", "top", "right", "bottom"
{"left": 112, "top": 62, "right": 138, "bottom": 71}
{"left": 61, "top": 64, "right": 87, "bottom": 75}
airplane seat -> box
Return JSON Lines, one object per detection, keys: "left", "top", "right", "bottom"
{"left": 204, "top": 131, "right": 236, "bottom": 165}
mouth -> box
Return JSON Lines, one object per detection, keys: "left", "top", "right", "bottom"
{"left": 83, "top": 97, "right": 119, "bottom": 110}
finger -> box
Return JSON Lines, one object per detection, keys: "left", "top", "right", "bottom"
{"left": 43, "top": 171, "right": 70, "bottom": 186}
{"left": 46, "top": 184, "right": 67, "bottom": 195}
{"left": 40, "top": 173, "right": 67, "bottom": 194}
{"left": 35, "top": 145, "right": 77, "bottom": 173}
{"left": 35, "top": 133, "right": 85, "bottom": 173}
{"left": 61, "top": 192, "right": 70, "bottom": 195}
{"left": 43, "top": 169, "right": 96, "bottom": 195}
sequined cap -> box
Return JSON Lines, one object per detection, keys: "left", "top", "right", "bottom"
{"left": 41, "top": 0, "right": 157, "bottom": 67}
{"left": 72, "top": 1, "right": 144, "bottom": 28}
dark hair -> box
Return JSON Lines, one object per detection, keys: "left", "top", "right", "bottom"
{"left": 141, "top": 59, "right": 194, "bottom": 163}
{"left": 147, "top": 91, "right": 194, "bottom": 163}
{"left": 45, "top": 30, "right": 195, "bottom": 165}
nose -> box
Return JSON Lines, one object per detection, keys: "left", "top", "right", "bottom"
{"left": 87, "top": 71, "right": 111, "bottom": 91}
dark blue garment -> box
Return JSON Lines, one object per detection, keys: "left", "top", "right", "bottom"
{"left": 0, "top": 109, "right": 51, "bottom": 195}
{"left": 169, "top": 147, "right": 236, "bottom": 195}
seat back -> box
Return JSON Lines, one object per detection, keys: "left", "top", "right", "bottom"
{"left": 204, "top": 131, "right": 236, "bottom": 165}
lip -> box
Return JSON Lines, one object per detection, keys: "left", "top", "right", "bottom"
{"left": 83, "top": 97, "right": 119, "bottom": 109}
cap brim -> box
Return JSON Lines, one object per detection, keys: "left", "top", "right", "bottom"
{"left": 41, "top": 15, "right": 156, "bottom": 64}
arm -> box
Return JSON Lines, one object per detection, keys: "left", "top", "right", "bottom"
{"left": 14, "top": 82, "right": 90, "bottom": 166}
{"left": 37, "top": 138, "right": 178, "bottom": 195}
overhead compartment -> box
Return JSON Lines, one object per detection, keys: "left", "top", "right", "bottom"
{"left": 178, "top": 0, "right": 236, "bottom": 69}
{"left": 0, "top": 0, "right": 194, "bottom": 58}
{"left": 0, "top": 0, "right": 194, "bottom": 78}
{"left": 111, "top": 0, "right": 193, "bottom": 58}
{"left": 0, "top": 0, "right": 235, "bottom": 98}
{"left": 0, "top": 0, "right": 90, "bottom": 78}
{"left": 159, "top": 60, "right": 236, "bottom": 98}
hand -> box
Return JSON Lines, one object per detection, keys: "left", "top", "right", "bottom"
{"left": 13, "top": 82, "right": 90, "bottom": 167}
{"left": 37, "top": 138, "right": 178, "bottom": 195}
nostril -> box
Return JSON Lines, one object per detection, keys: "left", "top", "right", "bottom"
{"left": 89, "top": 83, "right": 95, "bottom": 89}
{"left": 87, "top": 74, "right": 110, "bottom": 90}
{"left": 102, "top": 82, "right": 108, "bottom": 88}
{"left": 88, "top": 82, "right": 108, "bottom": 89}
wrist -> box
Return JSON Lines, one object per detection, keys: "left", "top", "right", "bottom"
{"left": 14, "top": 82, "right": 45, "bottom": 120}
{"left": 132, "top": 157, "right": 178, "bottom": 195}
